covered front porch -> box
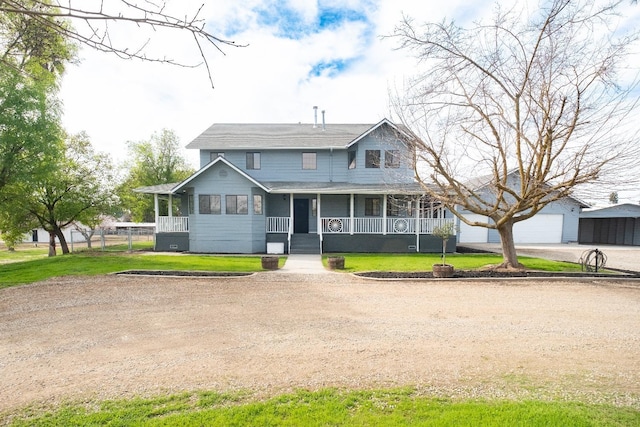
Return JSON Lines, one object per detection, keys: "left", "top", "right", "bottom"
{"left": 264, "top": 192, "right": 456, "bottom": 254}
{"left": 144, "top": 185, "right": 457, "bottom": 254}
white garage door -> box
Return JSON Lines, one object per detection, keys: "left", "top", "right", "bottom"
{"left": 458, "top": 214, "right": 489, "bottom": 243}
{"left": 513, "top": 214, "right": 563, "bottom": 243}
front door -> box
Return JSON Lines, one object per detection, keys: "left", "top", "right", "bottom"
{"left": 293, "top": 198, "right": 309, "bottom": 233}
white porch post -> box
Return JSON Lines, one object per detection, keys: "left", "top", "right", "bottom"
{"left": 316, "top": 193, "right": 321, "bottom": 235}
{"left": 154, "top": 194, "right": 159, "bottom": 225}
{"left": 382, "top": 195, "right": 387, "bottom": 235}
{"left": 349, "top": 194, "right": 354, "bottom": 235}
{"left": 415, "top": 196, "right": 420, "bottom": 252}
{"left": 168, "top": 194, "right": 173, "bottom": 217}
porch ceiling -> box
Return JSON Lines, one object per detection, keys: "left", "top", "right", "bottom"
{"left": 262, "top": 181, "right": 427, "bottom": 194}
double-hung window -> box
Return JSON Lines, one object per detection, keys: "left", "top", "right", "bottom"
{"left": 365, "top": 150, "right": 380, "bottom": 168}
{"left": 210, "top": 152, "right": 225, "bottom": 161}
{"left": 302, "top": 152, "right": 316, "bottom": 170}
{"left": 198, "top": 195, "right": 221, "bottom": 214}
{"left": 385, "top": 150, "right": 400, "bottom": 168}
{"left": 348, "top": 151, "right": 356, "bottom": 169}
{"left": 246, "top": 152, "right": 261, "bottom": 169}
{"left": 226, "top": 195, "right": 248, "bottom": 214}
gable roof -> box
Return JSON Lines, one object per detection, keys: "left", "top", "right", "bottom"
{"left": 185, "top": 119, "right": 406, "bottom": 151}
{"left": 580, "top": 203, "right": 640, "bottom": 218}
{"left": 133, "top": 157, "right": 269, "bottom": 195}
{"left": 172, "top": 156, "right": 269, "bottom": 193}
{"left": 465, "top": 170, "right": 590, "bottom": 208}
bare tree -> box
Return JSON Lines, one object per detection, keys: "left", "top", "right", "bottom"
{"left": 391, "top": 0, "right": 640, "bottom": 269}
{"left": 0, "top": 0, "right": 243, "bottom": 86}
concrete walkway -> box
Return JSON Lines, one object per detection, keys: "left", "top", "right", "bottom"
{"left": 276, "top": 254, "right": 331, "bottom": 274}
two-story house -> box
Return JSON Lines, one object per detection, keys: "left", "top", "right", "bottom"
{"left": 135, "top": 118, "right": 455, "bottom": 254}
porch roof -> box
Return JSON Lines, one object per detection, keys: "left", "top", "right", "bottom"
{"left": 133, "top": 183, "right": 180, "bottom": 194}
{"left": 262, "top": 181, "right": 427, "bottom": 194}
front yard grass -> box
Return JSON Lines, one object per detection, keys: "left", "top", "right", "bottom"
{"left": 0, "top": 250, "right": 590, "bottom": 288}
{"left": 0, "top": 251, "right": 279, "bottom": 288}
{"left": 323, "top": 253, "right": 583, "bottom": 273}
{"left": 4, "top": 388, "right": 639, "bottom": 426}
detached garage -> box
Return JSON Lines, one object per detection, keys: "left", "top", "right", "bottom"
{"left": 579, "top": 204, "right": 640, "bottom": 246}
{"left": 459, "top": 213, "right": 566, "bottom": 244}
{"left": 456, "top": 170, "right": 589, "bottom": 245}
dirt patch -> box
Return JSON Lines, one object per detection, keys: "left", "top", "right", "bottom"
{"left": 1, "top": 273, "right": 639, "bottom": 414}
{"left": 357, "top": 270, "right": 640, "bottom": 279}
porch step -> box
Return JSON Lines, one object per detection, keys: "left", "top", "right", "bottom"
{"left": 290, "top": 234, "right": 321, "bottom": 254}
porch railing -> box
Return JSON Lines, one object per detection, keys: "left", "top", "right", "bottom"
{"left": 316, "top": 217, "right": 454, "bottom": 234}
{"left": 156, "top": 216, "right": 189, "bottom": 233}
{"left": 266, "top": 216, "right": 291, "bottom": 233}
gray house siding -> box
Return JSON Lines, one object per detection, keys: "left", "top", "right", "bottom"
{"left": 346, "top": 135, "right": 414, "bottom": 184}
{"left": 187, "top": 163, "right": 266, "bottom": 253}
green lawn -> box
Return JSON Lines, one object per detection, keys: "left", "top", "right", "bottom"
{"left": 5, "top": 388, "right": 638, "bottom": 426}
{"left": 323, "top": 253, "right": 584, "bottom": 273}
{"left": 0, "top": 251, "right": 278, "bottom": 288}
{"left": 0, "top": 249, "right": 592, "bottom": 288}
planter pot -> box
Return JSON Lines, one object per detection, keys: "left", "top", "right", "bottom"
{"left": 261, "top": 256, "right": 279, "bottom": 270}
{"left": 432, "top": 264, "right": 454, "bottom": 278}
{"left": 327, "top": 256, "right": 345, "bottom": 270}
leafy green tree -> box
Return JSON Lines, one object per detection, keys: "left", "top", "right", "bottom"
{"left": 0, "top": 0, "right": 74, "bottom": 198}
{"left": 0, "top": 205, "right": 37, "bottom": 250}
{"left": 0, "top": 0, "right": 75, "bottom": 81}
{"left": 117, "top": 129, "right": 194, "bottom": 222}
{"left": 6, "top": 132, "right": 117, "bottom": 256}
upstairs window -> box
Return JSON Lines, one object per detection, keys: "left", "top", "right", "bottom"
{"left": 246, "top": 152, "right": 261, "bottom": 169}
{"left": 226, "top": 195, "right": 248, "bottom": 214}
{"left": 365, "top": 198, "right": 381, "bottom": 216}
{"left": 302, "top": 152, "right": 317, "bottom": 170}
{"left": 348, "top": 151, "right": 356, "bottom": 169}
{"left": 199, "top": 194, "right": 221, "bottom": 214}
{"left": 210, "top": 152, "right": 225, "bottom": 161}
{"left": 365, "top": 150, "right": 380, "bottom": 168}
{"left": 385, "top": 150, "right": 400, "bottom": 168}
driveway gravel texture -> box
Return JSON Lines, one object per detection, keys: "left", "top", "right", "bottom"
{"left": 1, "top": 272, "right": 639, "bottom": 414}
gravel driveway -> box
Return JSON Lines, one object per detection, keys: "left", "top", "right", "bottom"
{"left": 1, "top": 272, "right": 639, "bottom": 413}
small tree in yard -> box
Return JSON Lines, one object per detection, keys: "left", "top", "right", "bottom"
{"left": 433, "top": 222, "right": 456, "bottom": 266}
{"left": 391, "top": 0, "right": 640, "bottom": 270}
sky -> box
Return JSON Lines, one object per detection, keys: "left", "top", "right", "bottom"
{"left": 58, "top": 0, "right": 640, "bottom": 203}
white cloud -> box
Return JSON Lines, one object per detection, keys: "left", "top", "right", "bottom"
{"left": 59, "top": 0, "right": 640, "bottom": 207}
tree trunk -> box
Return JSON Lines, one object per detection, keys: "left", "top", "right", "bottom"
{"left": 54, "top": 227, "right": 70, "bottom": 254}
{"left": 48, "top": 231, "right": 56, "bottom": 257}
{"left": 496, "top": 221, "right": 524, "bottom": 270}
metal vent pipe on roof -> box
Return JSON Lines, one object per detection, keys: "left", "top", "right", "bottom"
{"left": 313, "top": 106, "right": 318, "bottom": 128}
{"left": 322, "top": 110, "right": 326, "bottom": 131}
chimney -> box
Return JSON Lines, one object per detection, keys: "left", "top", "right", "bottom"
{"left": 313, "top": 106, "right": 318, "bottom": 128}
{"left": 322, "top": 110, "right": 326, "bottom": 131}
